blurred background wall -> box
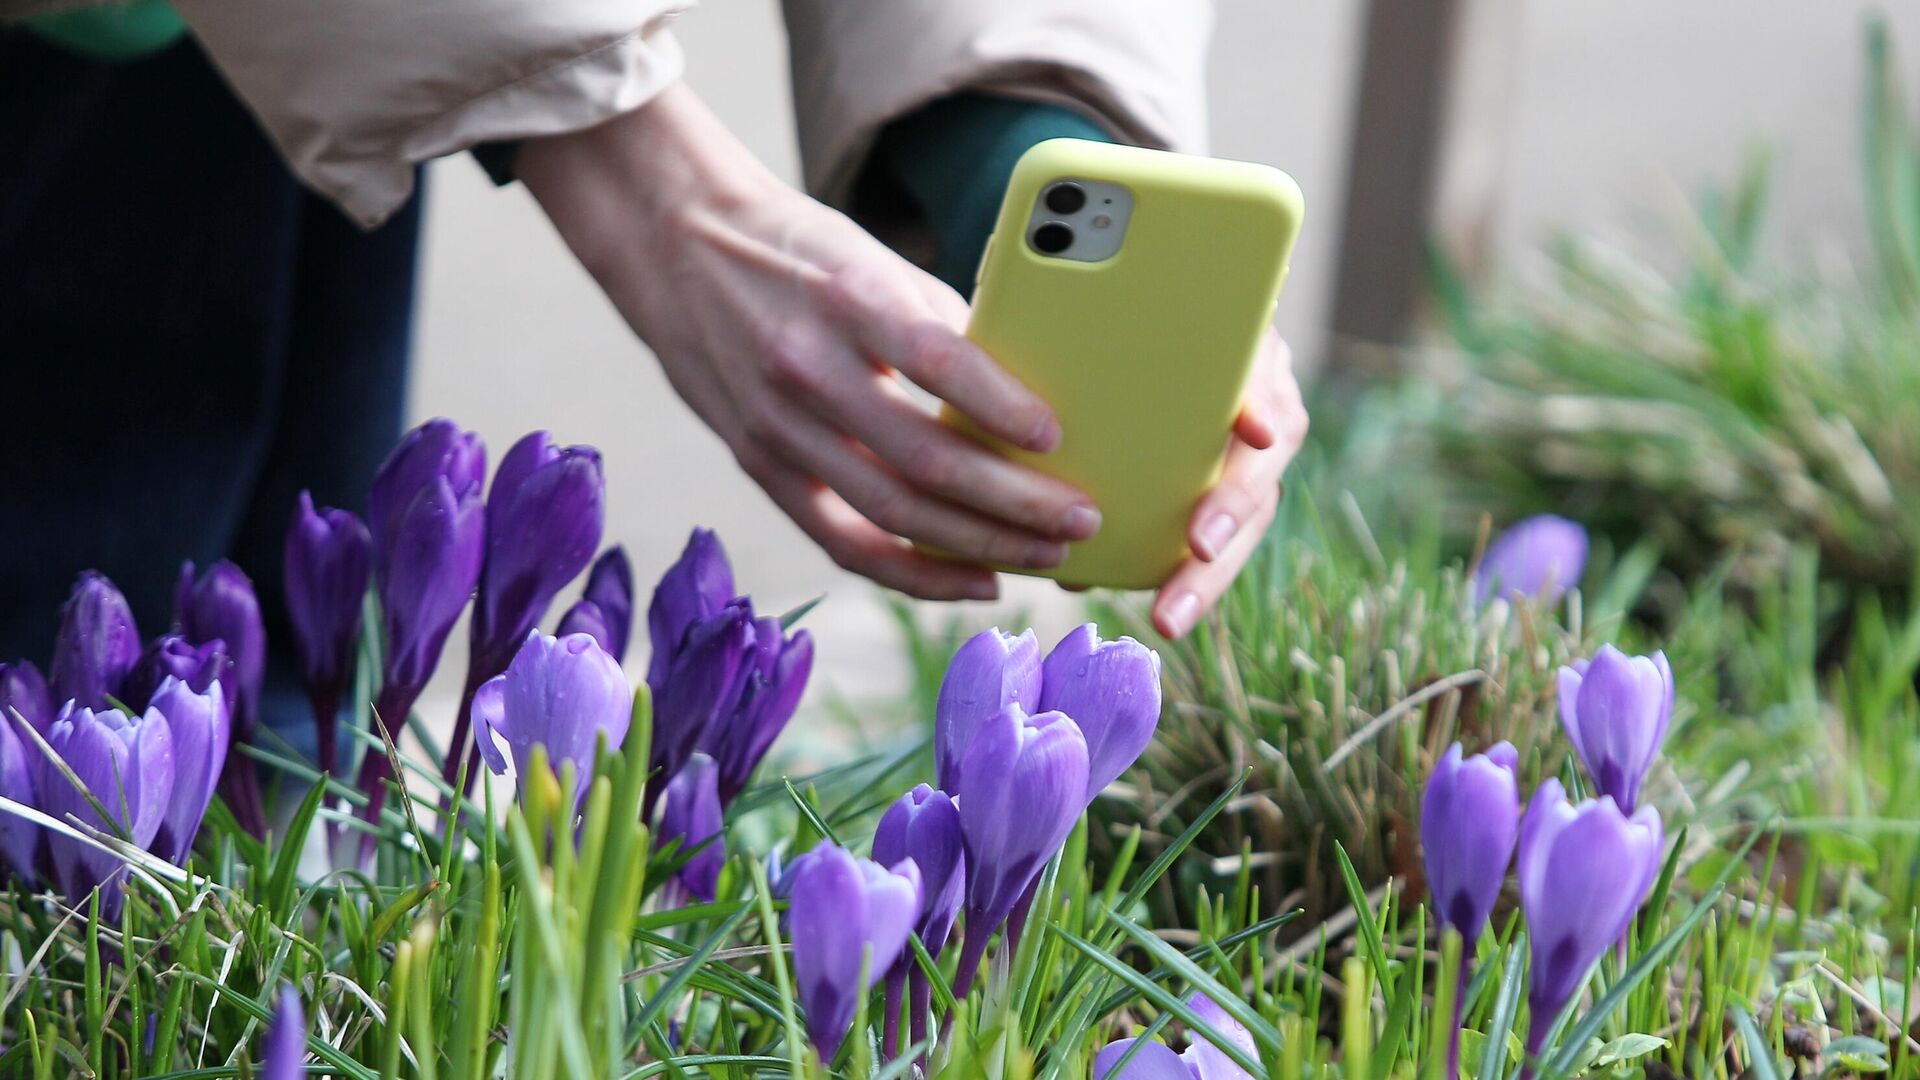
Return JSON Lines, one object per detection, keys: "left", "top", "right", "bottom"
{"left": 408, "top": 0, "right": 1920, "bottom": 713}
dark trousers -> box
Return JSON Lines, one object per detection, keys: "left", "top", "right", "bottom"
{"left": 0, "top": 31, "right": 421, "bottom": 749}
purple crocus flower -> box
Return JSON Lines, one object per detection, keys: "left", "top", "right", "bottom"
{"left": 562, "top": 546, "right": 634, "bottom": 663}
{"left": 1421, "top": 742, "right": 1520, "bottom": 944}
{"left": 1095, "top": 994, "right": 1257, "bottom": 1079}
{"left": 263, "top": 984, "right": 306, "bottom": 1080}
{"left": 284, "top": 491, "right": 373, "bottom": 776}
{"left": 1181, "top": 993, "right": 1257, "bottom": 1079}
{"left": 872, "top": 784, "right": 965, "bottom": 962}
{"left": 698, "top": 611, "right": 814, "bottom": 804}
{"left": 174, "top": 560, "right": 266, "bottom": 731}
{"left": 934, "top": 627, "right": 1041, "bottom": 792}
{"left": 657, "top": 752, "right": 725, "bottom": 903}
{"left": 120, "top": 634, "right": 228, "bottom": 716}
{"left": 146, "top": 677, "right": 230, "bottom": 866}
{"left": 787, "top": 843, "right": 922, "bottom": 1062}
{"left": 0, "top": 713, "right": 39, "bottom": 883}
{"left": 0, "top": 660, "right": 55, "bottom": 735}
{"left": 372, "top": 472, "right": 486, "bottom": 726}
{"left": 39, "top": 702, "right": 175, "bottom": 919}
{"left": 1473, "top": 514, "right": 1588, "bottom": 606}
{"left": 175, "top": 560, "right": 268, "bottom": 835}
{"left": 366, "top": 418, "right": 486, "bottom": 559}
{"left": 49, "top": 572, "right": 141, "bottom": 712}
{"left": 474, "top": 631, "right": 631, "bottom": 807}
{"left": 557, "top": 600, "right": 614, "bottom": 658}
{"left": 466, "top": 432, "right": 605, "bottom": 685}
{"left": 650, "top": 601, "right": 756, "bottom": 805}
{"left": 646, "top": 528, "right": 736, "bottom": 691}
{"left": 1038, "top": 624, "right": 1162, "bottom": 802}
{"left": 1558, "top": 646, "right": 1674, "bottom": 813}
{"left": 952, "top": 704, "right": 1089, "bottom": 998}
{"left": 1517, "top": 780, "right": 1662, "bottom": 1064}
{"left": 358, "top": 437, "right": 486, "bottom": 841}
{"left": 1095, "top": 1039, "right": 1193, "bottom": 1079}
{"left": 872, "top": 785, "right": 966, "bottom": 1057}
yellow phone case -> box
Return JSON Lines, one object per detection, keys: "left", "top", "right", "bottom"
{"left": 949, "top": 138, "right": 1304, "bottom": 589}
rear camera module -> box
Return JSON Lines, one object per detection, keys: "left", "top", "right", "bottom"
{"left": 1031, "top": 222, "right": 1075, "bottom": 255}
{"left": 1044, "top": 182, "right": 1087, "bottom": 215}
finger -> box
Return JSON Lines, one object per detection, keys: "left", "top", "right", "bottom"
{"left": 779, "top": 359, "right": 1100, "bottom": 541}
{"left": 1154, "top": 499, "right": 1274, "bottom": 639}
{"left": 822, "top": 264, "right": 1060, "bottom": 452}
{"left": 1188, "top": 434, "right": 1290, "bottom": 562}
{"left": 747, "top": 456, "right": 1002, "bottom": 601}
{"left": 1231, "top": 331, "right": 1296, "bottom": 449}
{"left": 761, "top": 404, "right": 1073, "bottom": 571}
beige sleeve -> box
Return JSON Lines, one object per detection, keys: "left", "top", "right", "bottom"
{"left": 174, "top": 0, "right": 694, "bottom": 227}
{"left": 780, "top": 0, "right": 1212, "bottom": 209}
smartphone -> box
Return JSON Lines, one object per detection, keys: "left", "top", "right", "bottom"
{"left": 944, "top": 138, "right": 1304, "bottom": 589}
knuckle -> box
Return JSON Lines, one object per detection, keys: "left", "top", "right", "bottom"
{"left": 900, "top": 438, "right": 958, "bottom": 493}
{"left": 760, "top": 328, "right": 824, "bottom": 395}
{"left": 901, "top": 322, "right": 960, "bottom": 384}
{"left": 854, "top": 480, "right": 913, "bottom": 536}
{"left": 737, "top": 395, "right": 785, "bottom": 446}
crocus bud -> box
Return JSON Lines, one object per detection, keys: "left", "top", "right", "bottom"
{"left": 1518, "top": 780, "right": 1662, "bottom": 1037}
{"left": 375, "top": 474, "right": 486, "bottom": 714}
{"left": 651, "top": 602, "right": 755, "bottom": 792}
{"left": 0, "top": 660, "right": 55, "bottom": 735}
{"left": 284, "top": 492, "right": 373, "bottom": 734}
{"left": 578, "top": 546, "right": 635, "bottom": 663}
{"left": 787, "top": 843, "right": 922, "bottom": 1062}
{"left": 1037, "top": 624, "right": 1162, "bottom": 802}
{"left": 367, "top": 418, "right": 486, "bottom": 559}
{"left": 39, "top": 702, "right": 175, "bottom": 919}
{"left": 658, "top": 752, "right": 725, "bottom": 903}
{"left": 700, "top": 612, "right": 814, "bottom": 803}
{"left": 146, "top": 677, "right": 230, "bottom": 865}
{"left": 1557, "top": 646, "right": 1673, "bottom": 813}
{"left": 120, "top": 634, "right": 228, "bottom": 716}
{"left": 647, "top": 529, "right": 737, "bottom": 691}
{"left": 1095, "top": 1039, "right": 1192, "bottom": 1079}
{"left": 934, "top": 628, "right": 1041, "bottom": 791}
{"left": 1420, "top": 742, "right": 1520, "bottom": 946}
{"left": 1472, "top": 514, "right": 1588, "bottom": 606}
{"left": 957, "top": 705, "right": 1089, "bottom": 944}
{"left": 556, "top": 600, "right": 614, "bottom": 657}
{"left": 474, "top": 631, "right": 631, "bottom": 806}
{"left": 49, "top": 571, "right": 141, "bottom": 712}
{"left": 263, "top": 984, "right": 306, "bottom": 1080}
{"left": 872, "top": 784, "right": 965, "bottom": 963}
{"left": 1181, "top": 993, "right": 1258, "bottom": 1079}
{"left": 0, "top": 714, "right": 38, "bottom": 883}
{"left": 175, "top": 560, "right": 266, "bottom": 734}
{"left": 469, "top": 432, "right": 605, "bottom": 678}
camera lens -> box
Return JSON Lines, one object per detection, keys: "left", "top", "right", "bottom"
{"left": 1045, "top": 182, "right": 1087, "bottom": 215}
{"left": 1031, "top": 222, "right": 1074, "bottom": 255}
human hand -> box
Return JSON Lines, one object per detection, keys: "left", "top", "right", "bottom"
{"left": 519, "top": 85, "right": 1101, "bottom": 602}
{"left": 1150, "top": 328, "right": 1307, "bottom": 638}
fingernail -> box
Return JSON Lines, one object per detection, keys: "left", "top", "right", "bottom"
{"left": 1024, "top": 414, "right": 1062, "bottom": 453}
{"left": 965, "top": 576, "right": 1000, "bottom": 601}
{"left": 1059, "top": 504, "right": 1102, "bottom": 541}
{"left": 1199, "top": 513, "right": 1237, "bottom": 559}
{"left": 1164, "top": 592, "right": 1201, "bottom": 637}
{"left": 1024, "top": 540, "right": 1070, "bottom": 569}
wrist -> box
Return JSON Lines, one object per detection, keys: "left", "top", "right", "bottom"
{"left": 520, "top": 82, "right": 784, "bottom": 278}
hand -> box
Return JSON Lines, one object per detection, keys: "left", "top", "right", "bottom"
{"left": 519, "top": 84, "right": 1101, "bottom": 602}
{"left": 1150, "top": 328, "right": 1307, "bottom": 638}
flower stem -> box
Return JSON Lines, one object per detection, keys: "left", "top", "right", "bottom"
{"left": 882, "top": 968, "right": 905, "bottom": 1060}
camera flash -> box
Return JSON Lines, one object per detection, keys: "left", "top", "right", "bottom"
{"left": 1091, "top": 214, "right": 1113, "bottom": 229}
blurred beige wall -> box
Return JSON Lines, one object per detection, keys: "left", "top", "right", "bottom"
{"left": 409, "top": 0, "right": 1920, "bottom": 714}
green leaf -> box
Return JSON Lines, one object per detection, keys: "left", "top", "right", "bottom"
{"left": 1590, "top": 1033, "right": 1669, "bottom": 1067}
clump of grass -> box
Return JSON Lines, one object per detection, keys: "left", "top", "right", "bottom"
{"left": 1358, "top": 19, "right": 1920, "bottom": 594}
